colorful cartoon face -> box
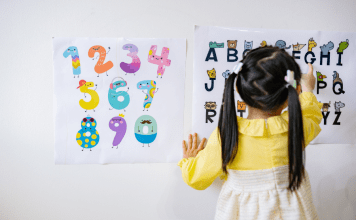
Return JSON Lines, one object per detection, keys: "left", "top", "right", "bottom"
{"left": 260, "top": 41, "right": 267, "bottom": 47}
{"left": 81, "top": 117, "right": 97, "bottom": 130}
{"left": 134, "top": 115, "right": 158, "bottom": 144}
{"left": 148, "top": 45, "right": 171, "bottom": 77}
{"left": 320, "top": 41, "right": 334, "bottom": 55}
{"left": 334, "top": 101, "right": 345, "bottom": 112}
{"left": 79, "top": 81, "right": 94, "bottom": 92}
{"left": 322, "top": 102, "right": 331, "bottom": 112}
{"left": 63, "top": 46, "right": 79, "bottom": 57}
{"left": 111, "top": 80, "right": 127, "bottom": 89}
{"left": 123, "top": 44, "right": 138, "bottom": 53}
{"left": 275, "top": 40, "right": 290, "bottom": 49}
{"left": 207, "top": 68, "right": 216, "bottom": 79}
{"left": 227, "top": 40, "right": 237, "bottom": 49}
{"left": 204, "top": 101, "right": 217, "bottom": 110}
{"left": 137, "top": 80, "right": 156, "bottom": 90}
{"left": 308, "top": 38, "right": 317, "bottom": 51}
{"left": 317, "top": 72, "right": 327, "bottom": 81}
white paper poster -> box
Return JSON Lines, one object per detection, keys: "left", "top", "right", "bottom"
{"left": 53, "top": 38, "right": 186, "bottom": 164}
{"left": 193, "top": 25, "right": 356, "bottom": 144}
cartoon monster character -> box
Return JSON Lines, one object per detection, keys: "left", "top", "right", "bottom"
{"left": 137, "top": 80, "right": 158, "bottom": 111}
{"left": 76, "top": 116, "right": 100, "bottom": 151}
{"left": 321, "top": 101, "right": 331, "bottom": 112}
{"left": 260, "top": 41, "right": 267, "bottom": 47}
{"left": 63, "top": 46, "right": 81, "bottom": 78}
{"left": 292, "top": 43, "right": 306, "bottom": 51}
{"left": 222, "top": 70, "right": 231, "bottom": 79}
{"left": 109, "top": 114, "right": 127, "bottom": 149}
{"left": 317, "top": 71, "right": 327, "bottom": 81}
{"left": 275, "top": 40, "right": 291, "bottom": 49}
{"left": 134, "top": 115, "right": 157, "bottom": 147}
{"left": 207, "top": 68, "right": 216, "bottom": 79}
{"left": 320, "top": 41, "right": 334, "bottom": 55}
{"left": 334, "top": 101, "right": 345, "bottom": 112}
{"left": 337, "top": 39, "right": 349, "bottom": 53}
{"left": 227, "top": 40, "right": 237, "bottom": 49}
{"left": 244, "top": 41, "right": 253, "bottom": 50}
{"left": 148, "top": 45, "right": 171, "bottom": 78}
{"left": 120, "top": 44, "right": 141, "bottom": 75}
{"left": 77, "top": 80, "right": 99, "bottom": 112}
{"left": 204, "top": 101, "right": 217, "bottom": 110}
{"left": 333, "top": 71, "right": 343, "bottom": 84}
{"left": 88, "top": 45, "right": 113, "bottom": 77}
{"left": 308, "top": 38, "right": 317, "bottom": 51}
{"left": 108, "top": 77, "right": 130, "bottom": 111}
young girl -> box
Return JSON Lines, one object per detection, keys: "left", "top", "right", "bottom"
{"left": 178, "top": 46, "right": 323, "bottom": 219}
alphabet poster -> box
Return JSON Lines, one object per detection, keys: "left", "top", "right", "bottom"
{"left": 193, "top": 25, "right": 356, "bottom": 144}
{"left": 53, "top": 38, "right": 186, "bottom": 164}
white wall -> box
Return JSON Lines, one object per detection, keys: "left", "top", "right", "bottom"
{"left": 1, "top": 0, "right": 355, "bottom": 219}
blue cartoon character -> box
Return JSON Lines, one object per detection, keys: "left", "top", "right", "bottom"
{"left": 137, "top": 80, "right": 158, "bottom": 111}
{"left": 134, "top": 115, "right": 157, "bottom": 147}
{"left": 63, "top": 46, "right": 81, "bottom": 78}
{"left": 76, "top": 116, "right": 100, "bottom": 151}
{"left": 222, "top": 70, "right": 231, "bottom": 79}
{"left": 275, "top": 40, "right": 291, "bottom": 49}
{"left": 320, "top": 41, "right": 334, "bottom": 55}
{"left": 108, "top": 77, "right": 130, "bottom": 111}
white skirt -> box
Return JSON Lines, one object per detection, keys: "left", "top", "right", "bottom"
{"left": 214, "top": 165, "right": 319, "bottom": 220}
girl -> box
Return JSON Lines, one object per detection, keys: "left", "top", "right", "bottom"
{"left": 178, "top": 46, "right": 323, "bottom": 219}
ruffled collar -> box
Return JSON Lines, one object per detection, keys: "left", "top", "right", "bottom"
{"left": 237, "top": 111, "right": 289, "bottom": 136}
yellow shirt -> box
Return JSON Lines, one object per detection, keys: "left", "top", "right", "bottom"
{"left": 178, "top": 92, "right": 323, "bottom": 190}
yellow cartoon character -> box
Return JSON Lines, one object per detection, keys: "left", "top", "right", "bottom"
{"left": 207, "top": 68, "right": 216, "bottom": 79}
{"left": 260, "top": 40, "right": 267, "bottom": 47}
{"left": 308, "top": 38, "right": 317, "bottom": 51}
{"left": 77, "top": 80, "right": 100, "bottom": 112}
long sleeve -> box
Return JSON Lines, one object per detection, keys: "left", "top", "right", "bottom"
{"left": 300, "top": 92, "right": 323, "bottom": 146}
{"left": 282, "top": 91, "right": 323, "bottom": 147}
{"left": 177, "top": 128, "right": 223, "bottom": 190}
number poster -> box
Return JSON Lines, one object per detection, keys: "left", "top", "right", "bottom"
{"left": 53, "top": 38, "right": 186, "bottom": 164}
{"left": 193, "top": 25, "right": 356, "bottom": 144}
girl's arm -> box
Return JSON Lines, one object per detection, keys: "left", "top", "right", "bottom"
{"left": 178, "top": 128, "right": 223, "bottom": 190}
{"left": 282, "top": 91, "right": 323, "bottom": 147}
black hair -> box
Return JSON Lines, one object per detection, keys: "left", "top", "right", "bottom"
{"left": 218, "top": 46, "right": 305, "bottom": 192}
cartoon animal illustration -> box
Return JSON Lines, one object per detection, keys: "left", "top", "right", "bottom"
{"left": 320, "top": 41, "right": 334, "bottom": 55}
{"left": 120, "top": 44, "right": 141, "bottom": 75}
{"left": 260, "top": 41, "right": 267, "bottom": 47}
{"left": 109, "top": 114, "right": 127, "bottom": 149}
{"left": 333, "top": 71, "right": 343, "bottom": 84}
{"left": 108, "top": 77, "right": 130, "bottom": 111}
{"left": 77, "top": 80, "right": 99, "bottom": 112}
{"left": 222, "top": 70, "right": 231, "bottom": 79}
{"left": 63, "top": 46, "right": 81, "bottom": 78}
{"left": 237, "top": 100, "right": 246, "bottom": 111}
{"left": 227, "top": 40, "right": 237, "bottom": 49}
{"left": 88, "top": 45, "right": 113, "bottom": 77}
{"left": 204, "top": 101, "right": 217, "bottom": 110}
{"left": 137, "top": 80, "right": 158, "bottom": 111}
{"left": 334, "top": 101, "right": 345, "bottom": 112}
{"left": 308, "top": 38, "right": 317, "bottom": 51}
{"left": 209, "top": 42, "right": 224, "bottom": 48}
{"left": 275, "top": 40, "right": 291, "bottom": 49}
{"left": 244, "top": 41, "right": 253, "bottom": 50}
{"left": 134, "top": 115, "right": 157, "bottom": 147}
{"left": 292, "top": 43, "right": 306, "bottom": 51}
{"left": 76, "top": 116, "right": 100, "bottom": 151}
{"left": 148, "top": 45, "right": 171, "bottom": 78}
{"left": 337, "top": 39, "right": 349, "bottom": 53}
{"left": 207, "top": 68, "right": 216, "bottom": 79}
{"left": 317, "top": 71, "right": 327, "bottom": 81}
{"left": 320, "top": 101, "right": 331, "bottom": 112}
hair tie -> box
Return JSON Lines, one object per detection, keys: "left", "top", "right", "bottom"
{"left": 285, "top": 70, "right": 297, "bottom": 89}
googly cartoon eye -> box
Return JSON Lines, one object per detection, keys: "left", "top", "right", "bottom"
{"left": 90, "top": 118, "right": 94, "bottom": 122}
{"left": 83, "top": 118, "right": 87, "bottom": 122}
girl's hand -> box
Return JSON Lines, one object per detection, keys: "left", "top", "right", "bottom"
{"left": 301, "top": 63, "right": 316, "bottom": 93}
{"left": 182, "top": 133, "right": 206, "bottom": 159}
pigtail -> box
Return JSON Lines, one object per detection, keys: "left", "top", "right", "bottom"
{"left": 218, "top": 73, "right": 239, "bottom": 174}
{"left": 287, "top": 85, "right": 305, "bottom": 192}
